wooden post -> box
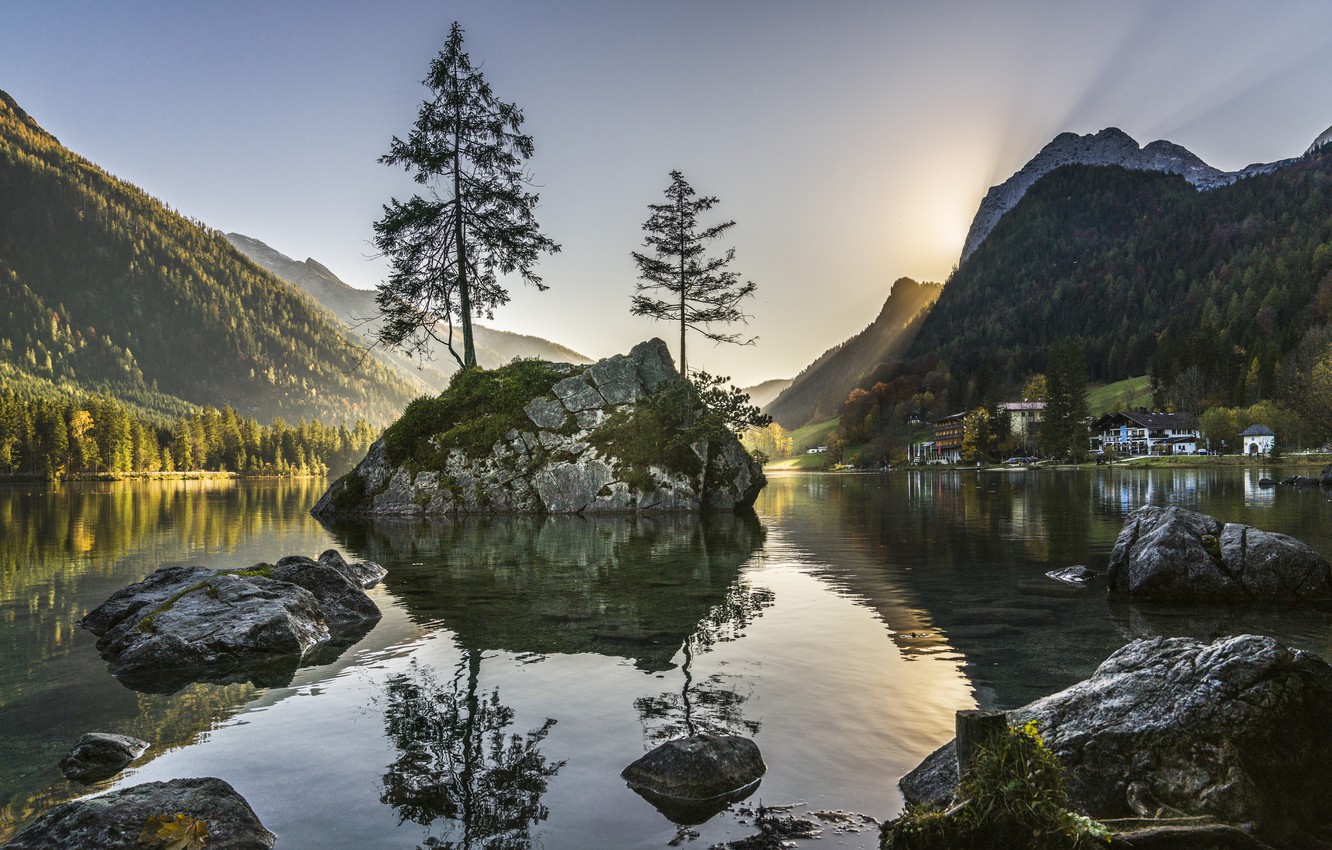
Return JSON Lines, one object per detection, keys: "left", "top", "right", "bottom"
{"left": 956, "top": 709, "right": 1007, "bottom": 778}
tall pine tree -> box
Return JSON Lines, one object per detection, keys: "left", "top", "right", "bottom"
{"left": 373, "top": 22, "right": 559, "bottom": 370}
{"left": 631, "top": 171, "right": 756, "bottom": 377}
{"left": 1038, "top": 338, "right": 1090, "bottom": 461}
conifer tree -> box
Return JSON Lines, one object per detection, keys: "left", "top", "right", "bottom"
{"left": 1038, "top": 338, "right": 1090, "bottom": 461}
{"left": 631, "top": 170, "right": 756, "bottom": 377}
{"left": 373, "top": 21, "right": 559, "bottom": 370}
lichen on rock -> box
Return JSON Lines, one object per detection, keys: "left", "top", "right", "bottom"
{"left": 312, "top": 339, "right": 765, "bottom": 517}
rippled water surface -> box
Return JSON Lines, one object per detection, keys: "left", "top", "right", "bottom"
{"left": 3, "top": 468, "right": 1331, "bottom": 847}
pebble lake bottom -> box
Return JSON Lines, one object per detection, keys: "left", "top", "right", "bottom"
{"left": 3, "top": 467, "right": 1331, "bottom": 847}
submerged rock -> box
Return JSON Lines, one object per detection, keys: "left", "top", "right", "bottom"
{"left": 57, "top": 732, "right": 149, "bottom": 783}
{"left": 900, "top": 635, "right": 1332, "bottom": 843}
{"left": 6, "top": 777, "right": 274, "bottom": 849}
{"left": 1106, "top": 505, "right": 1331, "bottom": 600}
{"left": 622, "top": 734, "right": 766, "bottom": 824}
{"left": 1046, "top": 565, "right": 1097, "bottom": 585}
{"left": 311, "top": 339, "right": 765, "bottom": 517}
{"left": 1281, "top": 475, "right": 1320, "bottom": 487}
{"left": 80, "top": 551, "right": 384, "bottom": 691}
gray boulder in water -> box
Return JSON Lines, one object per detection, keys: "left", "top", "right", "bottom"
{"left": 57, "top": 732, "right": 149, "bottom": 783}
{"left": 80, "top": 552, "right": 384, "bottom": 690}
{"left": 900, "top": 635, "right": 1332, "bottom": 843}
{"left": 6, "top": 777, "right": 274, "bottom": 849}
{"left": 1106, "top": 505, "right": 1331, "bottom": 600}
{"left": 622, "top": 733, "right": 766, "bottom": 806}
{"left": 311, "top": 339, "right": 765, "bottom": 517}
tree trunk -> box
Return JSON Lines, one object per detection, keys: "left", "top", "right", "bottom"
{"left": 453, "top": 67, "right": 475, "bottom": 369}
{"left": 679, "top": 195, "right": 687, "bottom": 378}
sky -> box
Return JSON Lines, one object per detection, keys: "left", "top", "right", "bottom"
{"left": 4, "top": 1, "right": 1332, "bottom": 387}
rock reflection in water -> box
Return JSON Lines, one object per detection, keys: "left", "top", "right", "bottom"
{"left": 380, "top": 656, "right": 563, "bottom": 850}
{"left": 324, "top": 512, "right": 765, "bottom": 671}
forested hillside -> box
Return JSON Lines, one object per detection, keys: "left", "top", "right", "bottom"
{"left": 766, "top": 278, "right": 940, "bottom": 428}
{"left": 0, "top": 89, "right": 416, "bottom": 426}
{"left": 908, "top": 150, "right": 1332, "bottom": 410}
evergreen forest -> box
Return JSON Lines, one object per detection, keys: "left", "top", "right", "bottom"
{"left": 0, "top": 90, "right": 417, "bottom": 430}
{"left": 0, "top": 389, "right": 376, "bottom": 479}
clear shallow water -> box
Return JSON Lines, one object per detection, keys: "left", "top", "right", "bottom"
{"left": 2, "top": 468, "right": 1331, "bottom": 847}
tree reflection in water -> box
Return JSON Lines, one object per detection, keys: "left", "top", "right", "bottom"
{"left": 380, "top": 654, "right": 563, "bottom": 850}
{"left": 635, "top": 581, "right": 774, "bottom": 744}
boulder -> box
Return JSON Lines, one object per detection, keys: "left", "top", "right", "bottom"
{"left": 275, "top": 549, "right": 387, "bottom": 589}
{"left": 900, "top": 635, "right": 1332, "bottom": 843}
{"left": 622, "top": 733, "right": 766, "bottom": 804}
{"left": 1322, "top": 464, "right": 1332, "bottom": 488}
{"left": 1281, "top": 475, "right": 1319, "bottom": 487}
{"left": 80, "top": 551, "right": 384, "bottom": 690}
{"left": 1046, "top": 565, "right": 1097, "bottom": 585}
{"left": 6, "top": 777, "right": 274, "bottom": 849}
{"left": 57, "top": 732, "right": 149, "bottom": 783}
{"left": 1106, "top": 505, "right": 1331, "bottom": 600}
{"left": 312, "top": 339, "right": 765, "bottom": 517}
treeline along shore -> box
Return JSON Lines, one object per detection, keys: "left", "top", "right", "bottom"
{"left": 0, "top": 390, "right": 376, "bottom": 480}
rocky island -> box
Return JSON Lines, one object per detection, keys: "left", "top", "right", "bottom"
{"left": 311, "top": 339, "right": 765, "bottom": 517}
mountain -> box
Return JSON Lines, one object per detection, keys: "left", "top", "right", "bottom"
{"left": 960, "top": 127, "right": 1295, "bottom": 261}
{"left": 740, "top": 378, "right": 792, "bottom": 411}
{"left": 906, "top": 125, "right": 1332, "bottom": 410}
{"left": 226, "top": 233, "right": 591, "bottom": 392}
{"left": 0, "top": 89, "right": 417, "bottom": 425}
{"left": 765, "top": 278, "right": 941, "bottom": 428}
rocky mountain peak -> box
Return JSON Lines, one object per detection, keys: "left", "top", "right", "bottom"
{"left": 960, "top": 127, "right": 1293, "bottom": 262}
{"left": 1309, "top": 123, "right": 1332, "bottom": 155}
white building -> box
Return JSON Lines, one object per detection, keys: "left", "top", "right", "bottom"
{"left": 1090, "top": 411, "right": 1201, "bottom": 457}
{"left": 1238, "top": 424, "right": 1276, "bottom": 456}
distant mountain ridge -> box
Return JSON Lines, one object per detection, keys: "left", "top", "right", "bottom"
{"left": 766, "top": 278, "right": 941, "bottom": 428}
{"left": 960, "top": 127, "right": 1296, "bottom": 261}
{"left": 0, "top": 89, "right": 417, "bottom": 424}
{"left": 740, "top": 378, "right": 792, "bottom": 411}
{"left": 225, "top": 233, "right": 590, "bottom": 392}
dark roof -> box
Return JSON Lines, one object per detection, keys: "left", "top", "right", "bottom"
{"left": 1092, "top": 410, "right": 1199, "bottom": 431}
{"left": 1239, "top": 424, "right": 1275, "bottom": 436}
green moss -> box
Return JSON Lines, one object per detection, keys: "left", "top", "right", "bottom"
{"left": 882, "top": 721, "right": 1110, "bottom": 850}
{"left": 588, "top": 378, "right": 713, "bottom": 492}
{"left": 382, "top": 359, "right": 574, "bottom": 469}
{"left": 223, "top": 565, "right": 275, "bottom": 578}
{"left": 328, "top": 470, "right": 367, "bottom": 512}
{"left": 133, "top": 580, "right": 214, "bottom": 635}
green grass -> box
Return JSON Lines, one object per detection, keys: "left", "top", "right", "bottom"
{"left": 1086, "top": 376, "right": 1151, "bottom": 416}
{"left": 790, "top": 418, "right": 839, "bottom": 453}
{"left": 766, "top": 453, "right": 831, "bottom": 471}
{"left": 761, "top": 417, "right": 840, "bottom": 470}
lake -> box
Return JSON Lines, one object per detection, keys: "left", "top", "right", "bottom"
{"left": 3, "top": 467, "right": 1332, "bottom": 847}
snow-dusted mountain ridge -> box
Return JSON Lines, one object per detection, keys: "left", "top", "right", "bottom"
{"left": 960, "top": 127, "right": 1298, "bottom": 261}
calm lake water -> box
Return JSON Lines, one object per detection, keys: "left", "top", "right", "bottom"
{"left": 3, "top": 468, "right": 1332, "bottom": 847}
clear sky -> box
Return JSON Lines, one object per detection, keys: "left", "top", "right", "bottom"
{"left": 4, "top": 1, "right": 1332, "bottom": 386}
